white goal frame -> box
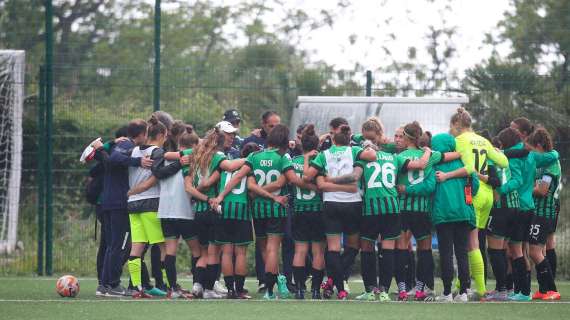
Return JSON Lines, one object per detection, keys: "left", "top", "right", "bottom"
{"left": 0, "top": 50, "right": 24, "bottom": 254}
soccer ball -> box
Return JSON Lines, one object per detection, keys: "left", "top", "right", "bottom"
{"left": 56, "top": 275, "right": 80, "bottom": 298}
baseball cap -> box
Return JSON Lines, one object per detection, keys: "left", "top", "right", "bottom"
{"left": 223, "top": 109, "right": 241, "bottom": 123}
{"left": 216, "top": 121, "right": 238, "bottom": 134}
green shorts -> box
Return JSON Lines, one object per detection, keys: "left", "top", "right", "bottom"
{"left": 474, "top": 188, "right": 493, "bottom": 230}
{"left": 129, "top": 212, "right": 164, "bottom": 244}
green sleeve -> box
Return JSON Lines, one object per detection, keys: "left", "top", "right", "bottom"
{"left": 381, "top": 143, "right": 397, "bottom": 154}
{"left": 351, "top": 133, "right": 364, "bottom": 146}
{"left": 533, "top": 150, "right": 559, "bottom": 168}
{"left": 499, "top": 158, "right": 524, "bottom": 195}
{"left": 395, "top": 154, "right": 408, "bottom": 172}
{"left": 486, "top": 142, "right": 508, "bottom": 168}
{"left": 281, "top": 154, "right": 293, "bottom": 172}
{"left": 245, "top": 152, "right": 254, "bottom": 169}
{"left": 406, "top": 170, "right": 436, "bottom": 196}
{"left": 310, "top": 152, "right": 326, "bottom": 171}
{"left": 103, "top": 141, "right": 113, "bottom": 152}
{"left": 427, "top": 151, "right": 443, "bottom": 167}
{"left": 211, "top": 152, "right": 227, "bottom": 172}
{"left": 351, "top": 146, "right": 364, "bottom": 161}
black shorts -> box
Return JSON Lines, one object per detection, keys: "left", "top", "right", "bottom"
{"left": 195, "top": 211, "right": 220, "bottom": 246}
{"left": 215, "top": 219, "right": 253, "bottom": 245}
{"left": 487, "top": 208, "right": 516, "bottom": 239}
{"left": 360, "top": 214, "right": 401, "bottom": 242}
{"left": 323, "top": 201, "right": 361, "bottom": 236}
{"left": 292, "top": 211, "right": 325, "bottom": 243}
{"left": 528, "top": 215, "right": 555, "bottom": 246}
{"left": 509, "top": 210, "right": 533, "bottom": 243}
{"left": 401, "top": 211, "right": 432, "bottom": 240}
{"left": 253, "top": 217, "right": 286, "bottom": 238}
{"left": 161, "top": 218, "right": 198, "bottom": 241}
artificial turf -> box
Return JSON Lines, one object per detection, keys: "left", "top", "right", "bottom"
{"left": 1, "top": 278, "right": 568, "bottom": 320}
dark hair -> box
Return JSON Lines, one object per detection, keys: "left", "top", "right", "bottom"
{"left": 512, "top": 117, "right": 534, "bottom": 137}
{"left": 241, "top": 142, "right": 261, "bottom": 158}
{"left": 403, "top": 121, "right": 423, "bottom": 147}
{"left": 527, "top": 127, "right": 553, "bottom": 151}
{"left": 147, "top": 115, "right": 167, "bottom": 140}
{"left": 329, "top": 117, "right": 349, "bottom": 130}
{"left": 115, "top": 126, "right": 128, "bottom": 139}
{"left": 164, "top": 120, "right": 192, "bottom": 151}
{"left": 178, "top": 131, "right": 199, "bottom": 149}
{"left": 262, "top": 110, "right": 279, "bottom": 123}
{"left": 152, "top": 111, "right": 174, "bottom": 130}
{"left": 333, "top": 125, "right": 351, "bottom": 146}
{"left": 301, "top": 124, "right": 319, "bottom": 152}
{"left": 450, "top": 107, "right": 472, "bottom": 128}
{"left": 266, "top": 124, "right": 290, "bottom": 150}
{"left": 497, "top": 127, "right": 521, "bottom": 149}
{"left": 296, "top": 124, "right": 307, "bottom": 135}
{"left": 419, "top": 131, "right": 432, "bottom": 148}
{"left": 127, "top": 119, "right": 148, "bottom": 139}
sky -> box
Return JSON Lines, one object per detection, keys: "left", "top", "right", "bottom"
{"left": 159, "top": 0, "right": 514, "bottom": 75}
{"left": 290, "top": 0, "right": 512, "bottom": 75}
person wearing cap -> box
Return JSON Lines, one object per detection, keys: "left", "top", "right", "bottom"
{"left": 223, "top": 109, "right": 244, "bottom": 150}
{"left": 216, "top": 121, "right": 241, "bottom": 160}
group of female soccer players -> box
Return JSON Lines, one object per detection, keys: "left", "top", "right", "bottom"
{"left": 98, "top": 107, "right": 562, "bottom": 302}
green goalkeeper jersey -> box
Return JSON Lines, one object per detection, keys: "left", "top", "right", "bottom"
{"left": 397, "top": 148, "right": 442, "bottom": 213}
{"left": 292, "top": 155, "right": 323, "bottom": 213}
{"left": 246, "top": 148, "right": 293, "bottom": 219}
{"left": 218, "top": 169, "right": 250, "bottom": 220}
{"left": 193, "top": 151, "right": 227, "bottom": 213}
{"left": 534, "top": 159, "right": 561, "bottom": 219}
{"left": 355, "top": 151, "right": 406, "bottom": 216}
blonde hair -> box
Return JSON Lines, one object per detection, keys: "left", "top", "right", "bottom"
{"left": 362, "top": 117, "right": 384, "bottom": 135}
{"left": 450, "top": 107, "right": 472, "bottom": 128}
{"left": 189, "top": 128, "right": 224, "bottom": 179}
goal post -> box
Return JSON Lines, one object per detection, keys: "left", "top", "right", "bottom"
{"left": 0, "top": 50, "right": 24, "bottom": 254}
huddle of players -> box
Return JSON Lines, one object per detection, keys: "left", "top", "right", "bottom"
{"left": 92, "top": 107, "right": 562, "bottom": 302}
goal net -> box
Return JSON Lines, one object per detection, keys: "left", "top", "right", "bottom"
{"left": 0, "top": 50, "right": 24, "bottom": 254}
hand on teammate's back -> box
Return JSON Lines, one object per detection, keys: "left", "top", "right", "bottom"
{"left": 141, "top": 156, "right": 153, "bottom": 169}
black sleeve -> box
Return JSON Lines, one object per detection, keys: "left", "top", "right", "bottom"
{"left": 400, "top": 159, "right": 411, "bottom": 174}
{"left": 487, "top": 164, "right": 501, "bottom": 189}
{"left": 88, "top": 162, "right": 105, "bottom": 178}
{"left": 94, "top": 148, "right": 110, "bottom": 167}
{"left": 151, "top": 148, "right": 182, "bottom": 180}
{"left": 503, "top": 149, "right": 529, "bottom": 159}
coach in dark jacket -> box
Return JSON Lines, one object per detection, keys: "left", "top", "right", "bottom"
{"left": 95, "top": 119, "right": 151, "bottom": 296}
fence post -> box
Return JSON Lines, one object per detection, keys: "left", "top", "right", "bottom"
{"left": 366, "top": 70, "right": 372, "bottom": 96}
{"left": 44, "top": 0, "right": 54, "bottom": 276}
{"left": 37, "top": 66, "right": 46, "bottom": 276}
{"left": 153, "top": 0, "right": 161, "bottom": 111}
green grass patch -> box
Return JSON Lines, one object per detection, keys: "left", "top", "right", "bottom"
{"left": 0, "top": 278, "right": 569, "bottom": 320}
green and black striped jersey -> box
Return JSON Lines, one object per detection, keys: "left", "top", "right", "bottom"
{"left": 218, "top": 170, "right": 250, "bottom": 220}
{"left": 493, "top": 164, "right": 520, "bottom": 209}
{"left": 534, "top": 159, "right": 561, "bottom": 219}
{"left": 246, "top": 148, "right": 293, "bottom": 219}
{"left": 292, "top": 155, "right": 323, "bottom": 213}
{"left": 397, "top": 149, "right": 441, "bottom": 213}
{"left": 355, "top": 151, "right": 405, "bottom": 216}
{"left": 193, "top": 151, "right": 227, "bottom": 213}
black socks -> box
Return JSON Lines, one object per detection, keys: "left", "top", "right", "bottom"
{"left": 379, "top": 249, "right": 395, "bottom": 292}
{"left": 546, "top": 249, "right": 557, "bottom": 279}
{"left": 311, "top": 268, "right": 324, "bottom": 291}
{"left": 488, "top": 248, "right": 507, "bottom": 291}
{"left": 360, "top": 251, "right": 377, "bottom": 292}
{"left": 293, "top": 266, "right": 307, "bottom": 290}
{"left": 164, "top": 255, "right": 177, "bottom": 289}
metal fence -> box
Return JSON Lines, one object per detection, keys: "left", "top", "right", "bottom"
{"left": 0, "top": 0, "right": 568, "bottom": 279}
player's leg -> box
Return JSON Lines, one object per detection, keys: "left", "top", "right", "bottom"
{"left": 395, "top": 229, "right": 411, "bottom": 300}
{"left": 310, "top": 241, "right": 325, "bottom": 299}
{"left": 356, "top": 215, "right": 378, "bottom": 300}
{"left": 546, "top": 233, "right": 557, "bottom": 279}
{"left": 234, "top": 220, "right": 253, "bottom": 299}
{"left": 528, "top": 216, "right": 559, "bottom": 300}
{"left": 265, "top": 234, "right": 283, "bottom": 298}
{"left": 221, "top": 243, "right": 235, "bottom": 297}
{"left": 143, "top": 212, "right": 167, "bottom": 296}
{"left": 127, "top": 213, "right": 151, "bottom": 298}
{"left": 412, "top": 214, "right": 434, "bottom": 301}
{"left": 292, "top": 212, "right": 309, "bottom": 298}
{"left": 322, "top": 202, "right": 345, "bottom": 299}
{"left": 470, "top": 190, "right": 492, "bottom": 297}
{"left": 454, "top": 222, "right": 471, "bottom": 302}
{"left": 435, "top": 223, "right": 454, "bottom": 301}
{"left": 105, "top": 210, "right": 130, "bottom": 296}
{"left": 485, "top": 208, "right": 510, "bottom": 300}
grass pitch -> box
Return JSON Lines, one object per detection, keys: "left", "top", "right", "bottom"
{"left": 1, "top": 277, "right": 569, "bottom": 320}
